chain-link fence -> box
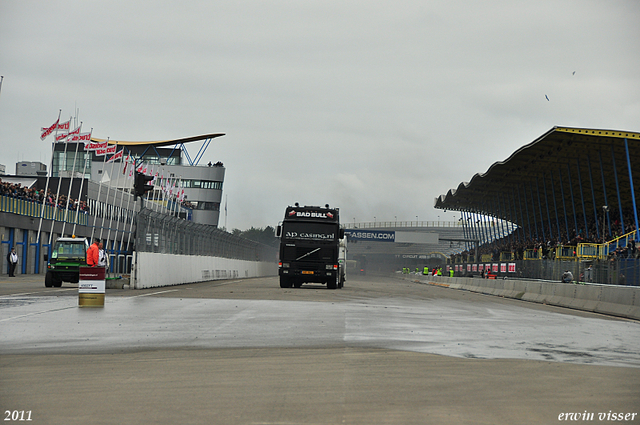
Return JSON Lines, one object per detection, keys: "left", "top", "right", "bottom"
{"left": 135, "top": 208, "right": 277, "bottom": 262}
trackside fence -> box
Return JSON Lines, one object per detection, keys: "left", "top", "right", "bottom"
{"left": 135, "top": 208, "right": 276, "bottom": 262}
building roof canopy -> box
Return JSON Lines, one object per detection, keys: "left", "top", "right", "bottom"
{"left": 435, "top": 126, "right": 640, "bottom": 229}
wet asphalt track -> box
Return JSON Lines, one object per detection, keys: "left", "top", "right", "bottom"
{"left": 1, "top": 274, "right": 639, "bottom": 424}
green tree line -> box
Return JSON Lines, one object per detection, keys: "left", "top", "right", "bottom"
{"left": 231, "top": 226, "right": 278, "bottom": 247}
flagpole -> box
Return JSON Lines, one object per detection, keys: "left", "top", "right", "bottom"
{"left": 91, "top": 138, "right": 110, "bottom": 239}
{"left": 106, "top": 148, "right": 125, "bottom": 259}
{"left": 48, "top": 116, "right": 72, "bottom": 246}
{"left": 125, "top": 152, "right": 138, "bottom": 253}
{"left": 61, "top": 122, "right": 82, "bottom": 237}
{"left": 72, "top": 128, "right": 93, "bottom": 236}
{"left": 119, "top": 149, "right": 135, "bottom": 255}
{"left": 37, "top": 109, "right": 61, "bottom": 244}
{"left": 100, "top": 143, "right": 119, "bottom": 242}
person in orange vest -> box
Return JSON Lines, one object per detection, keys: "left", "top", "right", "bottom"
{"left": 86, "top": 238, "right": 100, "bottom": 267}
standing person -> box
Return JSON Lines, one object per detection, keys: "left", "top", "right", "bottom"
{"left": 7, "top": 247, "right": 18, "bottom": 277}
{"left": 98, "top": 241, "right": 109, "bottom": 269}
{"left": 86, "top": 238, "right": 100, "bottom": 267}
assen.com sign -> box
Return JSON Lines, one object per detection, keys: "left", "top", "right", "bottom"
{"left": 345, "top": 230, "right": 395, "bottom": 242}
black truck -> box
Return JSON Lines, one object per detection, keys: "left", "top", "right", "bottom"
{"left": 276, "top": 204, "right": 345, "bottom": 289}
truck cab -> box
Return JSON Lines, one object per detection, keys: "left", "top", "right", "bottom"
{"left": 44, "top": 236, "right": 89, "bottom": 287}
{"left": 277, "top": 204, "right": 345, "bottom": 289}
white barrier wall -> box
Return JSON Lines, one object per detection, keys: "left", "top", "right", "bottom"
{"left": 409, "top": 275, "right": 640, "bottom": 321}
{"left": 133, "top": 252, "right": 278, "bottom": 289}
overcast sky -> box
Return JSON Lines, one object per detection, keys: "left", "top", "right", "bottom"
{"left": 1, "top": 1, "right": 639, "bottom": 230}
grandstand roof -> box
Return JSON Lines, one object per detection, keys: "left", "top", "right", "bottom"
{"left": 90, "top": 133, "right": 225, "bottom": 147}
{"left": 435, "top": 126, "right": 640, "bottom": 230}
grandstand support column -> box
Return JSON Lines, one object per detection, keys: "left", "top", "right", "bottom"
{"left": 513, "top": 188, "right": 525, "bottom": 242}
{"left": 482, "top": 202, "right": 493, "bottom": 243}
{"left": 575, "top": 157, "right": 589, "bottom": 239}
{"left": 476, "top": 212, "right": 484, "bottom": 245}
{"left": 558, "top": 167, "right": 571, "bottom": 241}
{"left": 566, "top": 164, "right": 579, "bottom": 238}
{"left": 598, "top": 150, "right": 612, "bottom": 238}
{"left": 586, "top": 154, "right": 600, "bottom": 240}
{"left": 522, "top": 183, "right": 538, "bottom": 240}
{"left": 517, "top": 185, "right": 529, "bottom": 240}
{"left": 624, "top": 138, "right": 640, "bottom": 241}
{"left": 469, "top": 211, "right": 478, "bottom": 245}
{"left": 521, "top": 183, "right": 534, "bottom": 240}
{"left": 611, "top": 144, "right": 625, "bottom": 234}
{"left": 541, "top": 173, "right": 553, "bottom": 241}
{"left": 548, "top": 171, "right": 562, "bottom": 240}
{"left": 509, "top": 189, "right": 521, "bottom": 242}
{"left": 461, "top": 211, "right": 470, "bottom": 251}
{"left": 497, "top": 196, "right": 510, "bottom": 237}
{"left": 535, "top": 179, "right": 547, "bottom": 241}
{"left": 497, "top": 197, "right": 508, "bottom": 243}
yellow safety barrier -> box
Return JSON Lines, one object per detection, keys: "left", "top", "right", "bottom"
{"left": 555, "top": 245, "right": 577, "bottom": 260}
{"left": 500, "top": 251, "right": 513, "bottom": 261}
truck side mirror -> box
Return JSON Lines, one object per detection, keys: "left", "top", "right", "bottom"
{"left": 276, "top": 225, "right": 282, "bottom": 237}
{"left": 339, "top": 229, "right": 345, "bottom": 239}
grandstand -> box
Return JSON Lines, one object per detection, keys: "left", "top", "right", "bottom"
{"left": 435, "top": 126, "right": 640, "bottom": 285}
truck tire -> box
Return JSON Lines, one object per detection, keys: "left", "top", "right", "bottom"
{"left": 327, "top": 278, "right": 337, "bottom": 290}
{"left": 293, "top": 280, "right": 302, "bottom": 288}
{"left": 45, "top": 271, "right": 54, "bottom": 287}
{"left": 338, "top": 274, "right": 345, "bottom": 289}
{"left": 52, "top": 277, "right": 62, "bottom": 288}
{"left": 280, "top": 276, "right": 292, "bottom": 288}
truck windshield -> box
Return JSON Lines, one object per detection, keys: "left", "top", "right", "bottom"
{"left": 282, "top": 222, "right": 337, "bottom": 241}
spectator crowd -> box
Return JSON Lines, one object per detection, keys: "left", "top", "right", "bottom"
{"left": 453, "top": 208, "right": 639, "bottom": 263}
{"left": 0, "top": 178, "right": 89, "bottom": 212}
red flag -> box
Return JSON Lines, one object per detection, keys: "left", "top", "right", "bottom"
{"left": 40, "top": 118, "right": 60, "bottom": 140}
{"left": 123, "top": 155, "right": 130, "bottom": 174}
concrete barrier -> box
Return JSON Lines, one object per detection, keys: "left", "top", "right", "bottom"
{"left": 133, "top": 252, "right": 278, "bottom": 289}
{"left": 595, "top": 285, "right": 638, "bottom": 318}
{"left": 410, "top": 274, "right": 640, "bottom": 321}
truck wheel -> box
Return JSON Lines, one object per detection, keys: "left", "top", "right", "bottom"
{"left": 45, "top": 271, "right": 54, "bottom": 287}
{"left": 280, "top": 276, "right": 292, "bottom": 288}
{"left": 52, "top": 278, "right": 62, "bottom": 288}
{"left": 339, "top": 275, "right": 344, "bottom": 289}
{"left": 327, "top": 278, "right": 337, "bottom": 290}
{"left": 293, "top": 280, "right": 302, "bottom": 288}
